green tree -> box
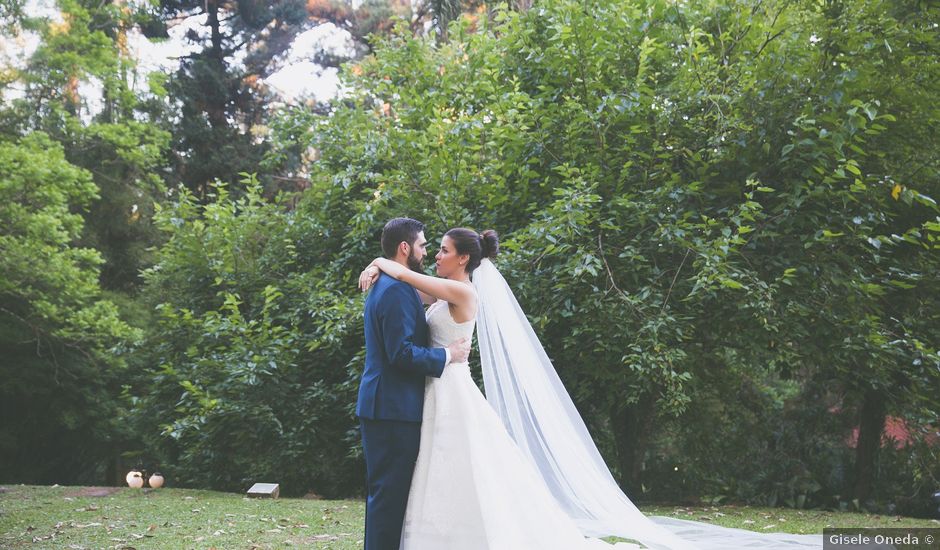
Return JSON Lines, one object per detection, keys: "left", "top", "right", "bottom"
{"left": 127, "top": 177, "right": 363, "bottom": 496}
{"left": 261, "top": 0, "right": 940, "bottom": 509}
{"left": 0, "top": 0, "right": 169, "bottom": 483}
{"left": 3, "top": 0, "right": 171, "bottom": 291}
{"left": 150, "top": 0, "right": 495, "bottom": 197}
{"left": 128, "top": 0, "right": 939, "bottom": 511}
{"left": 0, "top": 133, "right": 140, "bottom": 483}
{"left": 150, "top": 0, "right": 308, "bottom": 197}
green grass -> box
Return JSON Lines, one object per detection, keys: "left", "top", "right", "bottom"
{"left": 0, "top": 485, "right": 363, "bottom": 549}
{"left": 2, "top": 485, "right": 938, "bottom": 549}
{"left": 642, "top": 504, "right": 939, "bottom": 534}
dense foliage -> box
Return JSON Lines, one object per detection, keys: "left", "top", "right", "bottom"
{"left": 0, "top": 132, "right": 140, "bottom": 482}
{"left": 1, "top": 0, "right": 938, "bottom": 515}
{"left": 126, "top": 176, "right": 363, "bottom": 496}
{"left": 267, "top": 0, "right": 940, "bottom": 510}
{"left": 0, "top": 0, "right": 163, "bottom": 483}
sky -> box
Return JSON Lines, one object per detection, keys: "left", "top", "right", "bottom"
{"left": 1, "top": 0, "right": 349, "bottom": 110}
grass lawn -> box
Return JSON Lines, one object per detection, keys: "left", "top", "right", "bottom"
{"left": 2, "top": 484, "right": 938, "bottom": 549}
{"left": 643, "top": 504, "right": 939, "bottom": 534}
{"left": 1, "top": 485, "right": 362, "bottom": 549}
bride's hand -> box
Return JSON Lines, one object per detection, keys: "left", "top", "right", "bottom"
{"left": 359, "top": 262, "right": 380, "bottom": 292}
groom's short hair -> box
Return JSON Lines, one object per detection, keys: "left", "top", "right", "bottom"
{"left": 381, "top": 217, "right": 425, "bottom": 258}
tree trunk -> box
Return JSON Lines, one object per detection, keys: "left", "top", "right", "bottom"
{"left": 852, "top": 387, "right": 886, "bottom": 504}
{"left": 432, "top": 0, "right": 461, "bottom": 41}
{"left": 205, "top": 0, "right": 228, "bottom": 129}
{"left": 610, "top": 391, "right": 657, "bottom": 495}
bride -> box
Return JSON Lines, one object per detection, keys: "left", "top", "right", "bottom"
{"left": 360, "top": 228, "right": 822, "bottom": 550}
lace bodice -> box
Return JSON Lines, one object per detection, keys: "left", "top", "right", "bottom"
{"left": 425, "top": 300, "right": 475, "bottom": 358}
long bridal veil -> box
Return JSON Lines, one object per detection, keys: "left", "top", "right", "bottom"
{"left": 472, "top": 258, "right": 823, "bottom": 549}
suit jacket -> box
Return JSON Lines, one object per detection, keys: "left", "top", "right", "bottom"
{"left": 356, "top": 273, "right": 446, "bottom": 422}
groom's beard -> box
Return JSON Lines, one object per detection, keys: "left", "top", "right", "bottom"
{"left": 407, "top": 250, "right": 424, "bottom": 273}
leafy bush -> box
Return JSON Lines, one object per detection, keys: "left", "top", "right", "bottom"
{"left": 127, "top": 177, "right": 363, "bottom": 497}
{"left": 128, "top": 0, "right": 940, "bottom": 509}
{"left": 0, "top": 133, "right": 140, "bottom": 484}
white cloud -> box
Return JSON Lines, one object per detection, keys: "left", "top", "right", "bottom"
{"left": 265, "top": 61, "right": 342, "bottom": 103}
{"left": 261, "top": 23, "right": 354, "bottom": 102}
{"left": 285, "top": 23, "right": 356, "bottom": 64}
{"left": 129, "top": 13, "right": 206, "bottom": 76}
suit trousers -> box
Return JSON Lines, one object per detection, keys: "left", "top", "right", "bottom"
{"left": 360, "top": 418, "right": 421, "bottom": 550}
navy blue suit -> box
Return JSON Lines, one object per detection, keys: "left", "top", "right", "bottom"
{"left": 357, "top": 273, "right": 446, "bottom": 550}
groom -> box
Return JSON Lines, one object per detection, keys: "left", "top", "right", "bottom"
{"left": 356, "top": 217, "right": 470, "bottom": 550}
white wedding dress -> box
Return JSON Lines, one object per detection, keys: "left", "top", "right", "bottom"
{"left": 402, "top": 260, "right": 823, "bottom": 550}
{"left": 401, "top": 300, "right": 642, "bottom": 549}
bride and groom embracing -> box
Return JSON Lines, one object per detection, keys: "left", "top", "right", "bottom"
{"left": 355, "top": 217, "right": 823, "bottom": 550}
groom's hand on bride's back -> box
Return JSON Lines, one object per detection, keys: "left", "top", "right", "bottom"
{"left": 448, "top": 337, "right": 471, "bottom": 364}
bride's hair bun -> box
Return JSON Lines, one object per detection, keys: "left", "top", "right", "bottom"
{"left": 480, "top": 229, "right": 499, "bottom": 259}
{"left": 444, "top": 227, "right": 499, "bottom": 273}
